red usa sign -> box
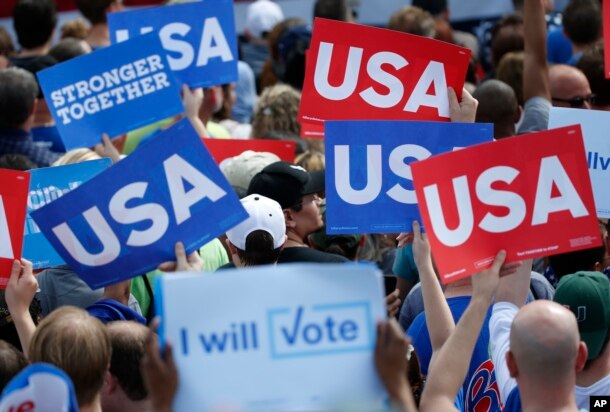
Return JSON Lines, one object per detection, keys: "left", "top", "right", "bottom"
{"left": 202, "top": 138, "right": 296, "bottom": 163}
{"left": 411, "top": 125, "right": 601, "bottom": 284}
{"left": 299, "top": 18, "right": 471, "bottom": 125}
{"left": 0, "top": 169, "right": 30, "bottom": 287}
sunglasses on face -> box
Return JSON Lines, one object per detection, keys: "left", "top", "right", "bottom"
{"left": 552, "top": 94, "right": 596, "bottom": 108}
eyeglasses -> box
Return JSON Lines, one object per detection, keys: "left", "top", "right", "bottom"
{"left": 290, "top": 194, "right": 321, "bottom": 209}
{"left": 552, "top": 94, "right": 596, "bottom": 108}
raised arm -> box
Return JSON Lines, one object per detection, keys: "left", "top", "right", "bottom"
{"left": 523, "top": 0, "right": 550, "bottom": 102}
{"left": 5, "top": 259, "right": 38, "bottom": 358}
{"left": 420, "top": 251, "right": 506, "bottom": 412}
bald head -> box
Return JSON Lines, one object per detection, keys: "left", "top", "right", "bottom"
{"left": 510, "top": 301, "right": 581, "bottom": 381}
{"left": 473, "top": 79, "right": 518, "bottom": 139}
{"left": 107, "top": 321, "right": 149, "bottom": 401}
{"left": 550, "top": 65, "right": 592, "bottom": 109}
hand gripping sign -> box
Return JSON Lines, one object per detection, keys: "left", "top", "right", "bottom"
{"left": 155, "top": 263, "right": 387, "bottom": 411}
{"left": 108, "top": 0, "right": 238, "bottom": 87}
{"left": 324, "top": 120, "right": 493, "bottom": 234}
{"left": 31, "top": 118, "right": 248, "bottom": 289}
{"left": 37, "top": 33, "right": 184, "bottom": 151}
{"left": 0, "top": 169, "right": 30, "bottom": 287}
{"left": 299, "top": 18, "right": 471, "bottom": 126}
{"left": 411, "top": 125, "right": 601, "bottom": 284}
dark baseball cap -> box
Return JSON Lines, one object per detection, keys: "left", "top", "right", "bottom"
{"left": 247, "top": 161, "right": 324, "bottom": 209}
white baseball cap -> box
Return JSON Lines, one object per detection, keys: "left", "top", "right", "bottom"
{"left": 245, "top": 0, "right": 284, "bottom": 39}
{"left": 226, "top": 194, "right": 286, "bottom": 250}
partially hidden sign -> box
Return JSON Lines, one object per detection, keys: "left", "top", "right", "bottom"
{"left": 24, "top": 159, "right": 112, "bottom": 270}
{"left": 411, "top": 125, "right": 601, "bottom": 284}
{"left": 0, "top": 170, "right": 30, "bottom": 287}
{"left": 155, "top": 263, "right": 387, "bottom": 411}
{"left": 549, "top": 107, "right": 610, "bottom": 218}
{"left": 299, "top": 18, "right": 471, "bottom": 125}
{"left": 31, "top": 119, "right": 248, "bottom": 289}
{"left": 202, "top": 138, "right": 296, "bottom": 164}
{"left": 37, "top": 33, "right": 184, "bottom": 151}
{"left": 108, "top": 0, "right": 238, "bottom": 87}
{"left": 324, "top": 121, "right": 493, "bottom": 234}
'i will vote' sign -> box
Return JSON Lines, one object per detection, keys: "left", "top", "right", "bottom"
{"left": 37, "top": 33, "right": 184, "bottom": 151}
{"left": 108, "top": 0, "right": 238, "bottom": 87}
{"left": 411, "top": 125, "right": 601, "bottom": 284}
{"left": 31, "top": 118, "right": 248, "bottom": 289}
{"left": 155, "top": 263, "right": 387, "bottom": 411}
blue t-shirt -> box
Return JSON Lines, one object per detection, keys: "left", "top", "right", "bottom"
{"left": 503, "top": 387, "right": 522, "bottom": 412}
{"left": 407, "top": 296, "right": 503, "bottom": 412}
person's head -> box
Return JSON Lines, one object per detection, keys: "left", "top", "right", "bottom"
{"left": 549, "top": 64, "right": 593, "bottom": 109}
{"left": 554, "top": 272, "right": 610, "bottom": 366}
{"left": 295, "top": 150, "right": 325, "bottom": 173}
{"left": 60, "top": 17, "right": 90, "bottom": 40}
{"left": 0, "top": 27, "right": 15, "bottom": 65}
{"left": 313, "top": 0, "right": 354, "bottom": 22}
{"left": 199, "top": 85, "right": 224, "bottom": 123}
{"left": 102, "top": 321, "right": 149, "bottom": 412}
{"left": 388, "top": 6, "right": 436, "bottom": 38}
{"left": 214, "top": 83, "right": 237, "bottom": 121}
{"left": 226, "top": 194, "right": 287, "bottom": 266}
{"left": 577, "top": 41, "right": 610, "bottom": 110}
{"left": 245, "top": 0, "right": 284, "bottom": 40}
{"left": 49, "top": 37, "right": 92, "bottom": 63}
{"left": 309, "top": 204, "right": 362, "bottom": 260}
{"left": 275, "top": 25, "right": 311, "bottom": 90}
{"left": 251, "top": 84, "right": 301, "bottom": 138}
{"left": 220, "top": 150, "right": 280, "bottom": 198}
{"left": 490, "top": 15, "right": 524, "bottom": 68}
{"left": 53, "top": 149, "right": 102, "bottom": 166}
{"left": 29, "top": 306, "right": 111, "bottom": 408}
{"left": 76, "top": 0, "right": 123, "bottom": 25}
{"left": 0, "top": 67, "right": 38, "bottom": 129}
{"left": 474, "top": 79, "right": 520, "bottom": 139}
{"left": 411, "top": 0, "right": 448, "bottom": 19}
{"left": 0, "top": 154, "right": 38, "bottom": 170}
{"left": 0, "top": 341, "right": 28, "bottom": 392}
{"left": 496, "top": 51, "right": 524, "bottom": 106}
{"left": 507, "top": 301, "right": 587, "bottom": 386}
{"left": 563, "top": 0, "right": 601, "bottom": 48}
{"left": 248, "top": 161, "right": 324, "bottom": 241}
{"left": 549, "top": 245, "right": 607, "bottom": 279}
{"left": 12, "top": 0, "right": 57, "bottom": 51}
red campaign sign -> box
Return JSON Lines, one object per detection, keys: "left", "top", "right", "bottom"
{"left": 301, "top": 122, "right": 325, "bottom": 139}
{"left": 411, "top": 125, "right": 601, "bottom": 284}
{"left": 201, "top": 138, "right": 296, "bottom": 164}
{"left": 299, "top": 18, "right": 471, "bottom": 125}
{"left": 602, "top": 0, "right": 610, "bottom": 79}
{"left": 0, "top": 169, "right": 30, "bottom": 288}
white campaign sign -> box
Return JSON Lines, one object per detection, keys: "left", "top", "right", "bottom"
{"left": 156, "top": 264, "right": 387, "bottom": 411}
{"left": 548, "top": 108, "right": 610, "bottom": 218}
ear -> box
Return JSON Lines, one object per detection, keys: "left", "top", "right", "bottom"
{"left": 283, "top": 209, "right": 297, "bottom": 229}
{"left": 575, "top": 341, "right": 588, "bottom": 372}
{"left": 226, "top": 240, "right": 238, "bottom": 256}
{"left": 103, "top": 371, "right": 116, "bottom": 395}
{"left": 514, "top": 105, "right": 523, "bottom": 123}
{"left": 506, "top": 351, "right": 519, "bottom": 378}
{"left": 594, "top": 261, "right": 603, "bottom": 272}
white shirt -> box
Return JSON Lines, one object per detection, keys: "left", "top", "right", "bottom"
{"left": 489, "top": 302, "right": 520, "bottom": 404}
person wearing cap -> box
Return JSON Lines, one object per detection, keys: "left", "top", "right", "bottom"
{"left": 554, "top": 271, "right": 610, "bottom": 409}
{"left": 241, "top": 0, "right": 284, "bottom": 89}
{"left": 247, "top": 161, "right": 349, "bottom": 264}
{"left": 220, "top": 151, "right": 281, "bottom": 199}
{"left": 225, "top": 194, "right": 287, "bottom": 267}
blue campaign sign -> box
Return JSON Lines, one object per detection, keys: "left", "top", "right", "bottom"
{"left": 32, "top": 126, "right": 66, "bottom": 153}
{"left": 31, "top": 118, "right": 248, "bottom": 289}
{"left": 325, "top": 120, "right": 493, "bottom": 234}
{"left": 37, "top": 33, "right": 184, "bottom": 151}
{"left": 24, "top": 159, "right": 112, "bottom": 269}
{"left": 155, "top": 263, "right": 387, "bottom": 411}
{"left": 108, "top": 0, "right": 238, "bottom": 88}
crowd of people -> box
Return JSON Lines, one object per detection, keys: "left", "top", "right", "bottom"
{"left": 0, "top": 0, "right": 609, "bottom": 411}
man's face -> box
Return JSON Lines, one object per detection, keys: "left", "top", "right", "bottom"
{"left": 291, "top": 194, "right": 324, "bottom": 236}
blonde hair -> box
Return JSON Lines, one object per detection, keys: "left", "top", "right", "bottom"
{"left": 295, "top": 150, "right": 325, "bottom": 172}
{"left": 29, "top": 307, "right": 111, "bottom": 407}
{"left": 251, "top": 84, "right": 302, "bottom": 138}
{"left": 53, "top": 149, "right": 101, "bottom": 166}
{"left": 388, "top": 6, "right": 436, "bottom": 38}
